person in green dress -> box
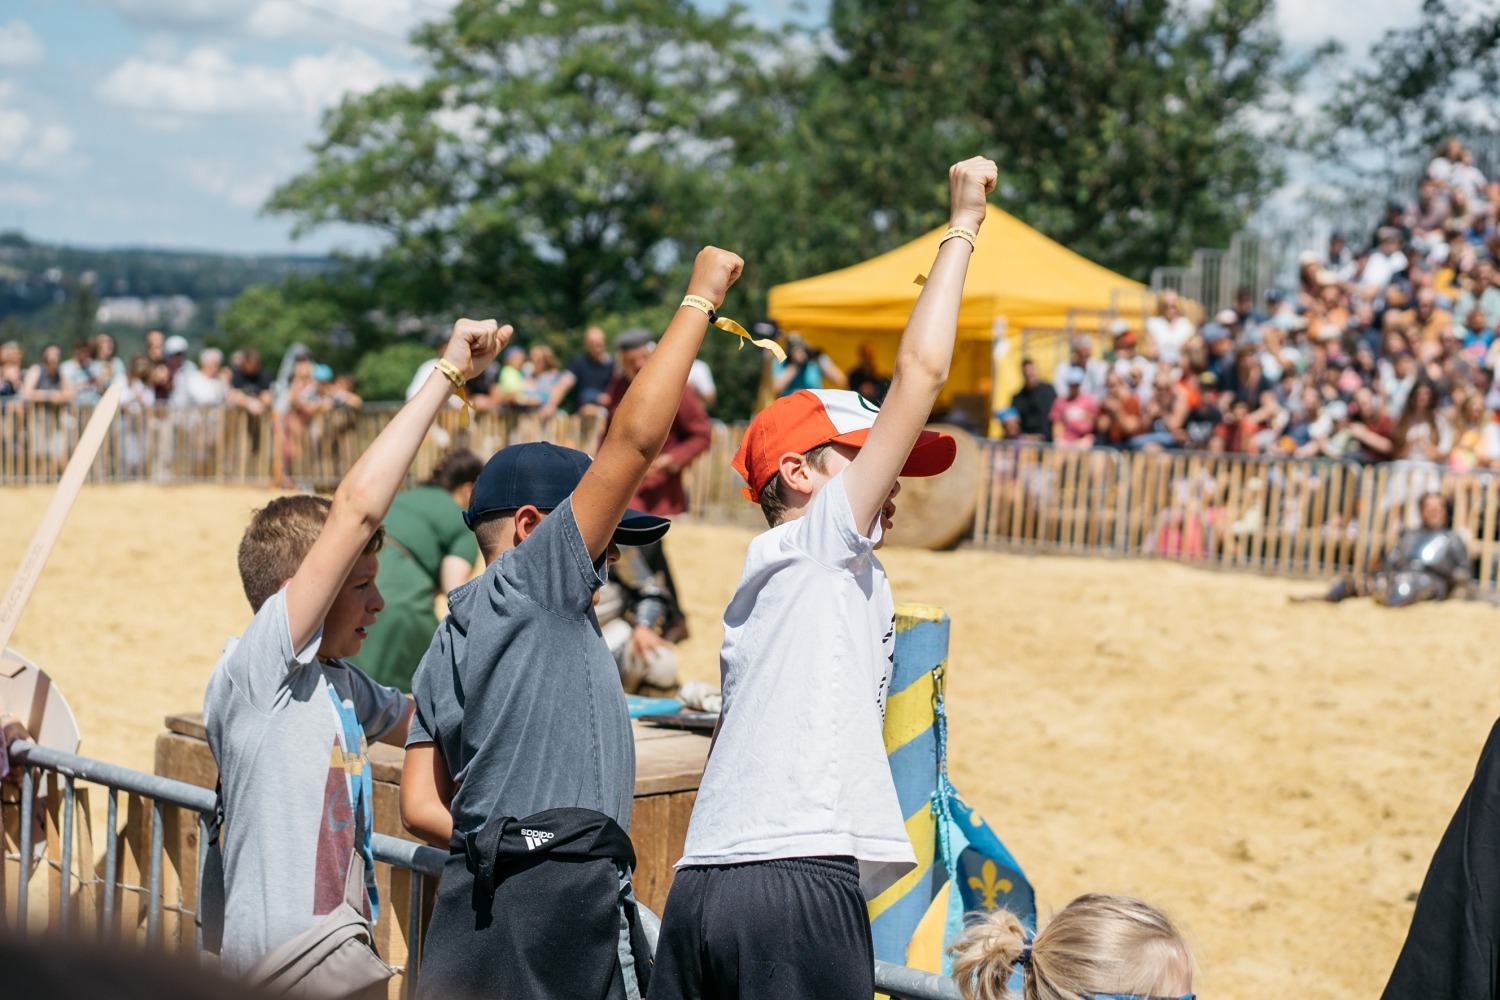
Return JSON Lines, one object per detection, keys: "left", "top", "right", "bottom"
{"left": 355, "top": 449, "right": 484, "bottom": 690}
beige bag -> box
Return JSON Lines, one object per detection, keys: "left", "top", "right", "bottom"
{"left": 244, "top": 851, "right": 394, "bottom": 1000}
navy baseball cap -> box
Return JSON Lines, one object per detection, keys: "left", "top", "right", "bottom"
{"left": 464, "top": 441, "right": 671, "bottom": 545}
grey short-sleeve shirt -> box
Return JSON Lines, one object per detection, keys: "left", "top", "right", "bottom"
{"left": 203, "top": 590, "right": 406, "bottom": 975}
{"left": 409, "top": 498, "right": 635, "bottom": 835}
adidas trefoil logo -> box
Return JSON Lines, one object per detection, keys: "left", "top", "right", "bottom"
{"left": 522, "top": 828, "right": 554, "bottom": 851}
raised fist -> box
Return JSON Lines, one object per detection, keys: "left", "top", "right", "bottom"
{"left": 948, "top": 156, "right": 999, "bottom": 233}
{"left": 444, "top": 318, "right": 511, "bottom": 381}
{"left": 685, "top": 247, "right": 745, "bottom": 310}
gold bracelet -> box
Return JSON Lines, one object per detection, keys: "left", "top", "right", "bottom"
{"left": 941, "top": 226, "right": 978, "bottom": 250}
{"left": 681, "top": 295, "right": 716, "bottom": 319}
{"left": 432, "top": 359, "right": 474, "bottom": 427}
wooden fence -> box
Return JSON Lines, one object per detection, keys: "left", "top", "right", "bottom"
{"left": 0, "top": 401, "right": 766, "bottom": 528}
{"left": 10, "top": 402, "right": 1494, "bottom": 589}
{"left": 971, "top": 442, "right": 1500, "bottom": 589}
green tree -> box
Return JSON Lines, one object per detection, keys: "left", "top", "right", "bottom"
{"left": 268, "top": 0, "right": 780, "bottom": 335}
{"left": 1319, "top": 0, "right": 1500, "bottom": 169}
{"left": 776, "top": 0, "right": 1297, "bottom": 281}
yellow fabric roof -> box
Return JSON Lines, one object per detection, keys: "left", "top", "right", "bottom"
{"left": 767, "top": 208, "right": 1144, "bottom": 416}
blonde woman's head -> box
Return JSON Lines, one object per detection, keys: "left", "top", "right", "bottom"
{"left": 949, "top": 894, "right": 1193, "bottom": 1000}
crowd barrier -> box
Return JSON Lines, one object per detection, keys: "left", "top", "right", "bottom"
{"left": 0, "top": 740, "right": 958, "bottom": 999}
{"left": 11, "top": 402, "right": 1491, "bottom": 591}
{"left": 972, "top": 442, "right": 1500, "bottom": 590}
{"left": 0, "top": 402, "right": 765, "bottom": 530}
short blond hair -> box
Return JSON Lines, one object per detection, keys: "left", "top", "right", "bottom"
{"left": 237, "top": 495, "right": 384, "bottom": 612}
{"left": 949, "top": 895, "right": 1192, "bottom": 1000}
{"left": 755, "top": 443, "right": 834, "bottom": 527}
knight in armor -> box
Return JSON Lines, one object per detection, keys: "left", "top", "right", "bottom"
{"left": 595, "top": 541, "right": 685, "bottom": 693}
{"left": 1318, "top": 493, "right": 1471, "bottom": 606}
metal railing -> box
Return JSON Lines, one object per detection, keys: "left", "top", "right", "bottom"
{"left": 1, "top": 740, "right": 959, "bottom": 1000}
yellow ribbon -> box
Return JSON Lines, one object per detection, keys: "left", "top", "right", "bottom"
{"left": 714, "top": 315, "right": 786, "bottom": 363}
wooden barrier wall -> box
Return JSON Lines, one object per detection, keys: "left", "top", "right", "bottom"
{"left": 0, "top": 401, "right": 767, "bottom": 528}
{"left": 971, "top": 442, "right": 1500, "bottom": 589}
{"left": 12, "top": 403, "right": 1490, "bottom": 589}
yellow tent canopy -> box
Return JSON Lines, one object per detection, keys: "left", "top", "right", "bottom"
{"left": 767, "top": 207, "right": 1144, "bottom": 423}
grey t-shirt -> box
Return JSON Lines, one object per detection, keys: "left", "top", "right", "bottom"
{"left": 409, "top": 497, "right": 635, "bottom": 836}
{"left": 203, "top": 589, "right": 406, "bottom": 975}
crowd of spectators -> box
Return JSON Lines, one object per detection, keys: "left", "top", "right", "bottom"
{"left": 1002, "top": 137, "right": 1500, "bottom": 474}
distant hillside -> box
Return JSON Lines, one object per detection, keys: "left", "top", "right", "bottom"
{"left": 0, "top": 231, "right": 332, "bottom": 351}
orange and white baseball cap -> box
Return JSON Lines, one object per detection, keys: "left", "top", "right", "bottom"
{"left": 733, "top": 389, "right": 956, "bottom": 502}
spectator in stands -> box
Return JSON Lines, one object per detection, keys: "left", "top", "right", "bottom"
{"left": 1096, "top": 370, "right": 1142, "bottom": 447}
{"left": 172, "top": 348, "right": 228, "bottom": 407}
{"left": 540, "top": 325, "right": 615, "bottom": 418}
{"left": 90, "top": 334, "right": 124, "bottom": 395}
{"left": 0, "top": 341, "right": 22, "bottom": 403}
{"left": 1447, "top": 392, "right": 1499, "bottom": 471}
{"left": 1454, "top": 260, "right": 1500, "bottom": 328}
{"left": 1429, "top": 136, "right": 1465, "bottom": 190}
{"left": 1414, "top": 177, "right": 1453, "bottom": 255}
{"left": 1133, "top": 369, "right": 1188, "bottom": 452}
{"left": 526, "top": 344, "right": 567, "bottom": 411}
{"left": 1145, "top": 288, "right": 1195, "bottom": 366}
{"left": 1110, "top": 323, "right": 1155, "bottom": 400}
{"left": 1009, "top": 358, "right": 1057, "bottom": 441}
{"left": 1361, "top": 228, "right": 1410, "bottom": 295}
{"left": 1402, "top": 287, "right": 1454, "bottom": 347}
{"left": 1049, "top": 368, "right": 1098, "bottom": 448}
{"left": 493, "top": 344, "right": 530, "bottom": 408}
{"left": 847, "top": 342, "right": 889, "bottom": 405}
{"left": 772, "top": 332, "right": 847, "bottom": 396}
{"left": 163, "top": 335, "right": 190, "bottom": 391}
{"left": 60, "top": 340, "right": 98, "bottom": 406}
{"left": 1053, "top": 335, "right": 1108, "bottom": 399}
{"left": 228, "top": 349, "right": 273, "bottom": 415}
{"left": 22, "top": 344, "right": 72, "bottom": 406}
{"left": 1395, "top": 381, "right": 1447, "bottom": 463}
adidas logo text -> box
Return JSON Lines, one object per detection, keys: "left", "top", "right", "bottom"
{"left": 522, "top": 828, "right": 554, "bottom": 851}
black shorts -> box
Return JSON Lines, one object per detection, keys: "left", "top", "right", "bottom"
{"left": 649, "top": 856, "right": 873, "bottom": 1000}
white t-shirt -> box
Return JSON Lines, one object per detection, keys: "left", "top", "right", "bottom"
{"left": 677, "top": 471, "right": 916, "bottom": 898}
{"left": 687, "top": 359, "right": 716, "bottom": 402}
{"left": 1146, "top": 316, "right": 1196, "bottom": 366}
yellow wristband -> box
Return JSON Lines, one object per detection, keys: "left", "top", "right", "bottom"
{"left": 941, "top": 226, "right": 978, "bottom": 250}
{"left": 432, "top": 358, "right": 473, "bottom": 427}
{"left": 681, "top": 295, "right": 716, "bottom": 319}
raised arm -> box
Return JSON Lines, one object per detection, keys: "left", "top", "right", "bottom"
{"left": 572, "top": 247, "right": 743, "bottom": 559}
{"left": 842, "top": 157, "right": 997, "bottom": 533}
{"left": 284, "top": 319, "right": 506, "bottom": 651}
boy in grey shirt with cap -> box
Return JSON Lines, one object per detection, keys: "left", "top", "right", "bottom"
{"left": 400, "top": 246, "right": 744, "bottom": 1000}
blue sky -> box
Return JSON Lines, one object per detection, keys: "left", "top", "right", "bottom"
{"left": 0, "top": 0, "right": 1419, "bottom": 256}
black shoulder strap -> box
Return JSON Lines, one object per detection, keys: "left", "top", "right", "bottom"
{"left": 199, "top": 779, "right": 226, "bottom": 954}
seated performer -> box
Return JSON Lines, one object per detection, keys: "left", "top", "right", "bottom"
{"left": 1313, "top": 493, "right": 1470, "bottom": 606}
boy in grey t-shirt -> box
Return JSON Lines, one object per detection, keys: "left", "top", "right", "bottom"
{"left": 400, "top": 247, "right": 745, "bottom": 1000}
{"left": 203, "top": 318, "right": 506, "bottom": 977}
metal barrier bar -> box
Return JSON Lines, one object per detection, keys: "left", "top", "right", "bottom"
{"left": 875, "top": 960, "right": 964, "bottom": 1000}
{"left": 60, "top": 775, "right": 74, "bottom": 930}
{"left": 4, "top": 740, "right": 964, "bottom": 998}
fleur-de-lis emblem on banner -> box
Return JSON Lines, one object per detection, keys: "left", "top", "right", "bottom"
{"left": 968, "top": 859, "right": 1012, "bottom": 910}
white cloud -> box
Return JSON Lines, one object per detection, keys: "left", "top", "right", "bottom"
{"left": 1274, "top": 0, "right": 1416, "bottom": 55}
{"left": 97, "top": 44, "right": 406, "bottom": 118}
{"left": 0, "top": 21, "right": 45, "bottom": 68}
{"left": 88, "top": 0, "right": 259, "bottom": 30}
{"left": 0, "top": 85, "right": 75, "bottom": 170}
{"left": 0, "top": 180, "right": 50, "bottom": 206}
{"left": 178, "top": 158, "right": 278, "bottom": 208}
{"left": 246, "top": 0, "right": 444, "bottom": 50}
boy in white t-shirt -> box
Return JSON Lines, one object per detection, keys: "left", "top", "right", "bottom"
{"left": 649, "top": 156, "right": 998, "bottom": 1000}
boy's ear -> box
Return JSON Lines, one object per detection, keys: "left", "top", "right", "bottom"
{"left": 778, "top": 452, "right": 815, "bottom": 496}
{"left": 512, "top": 505, "right": 545, "bottom": 543}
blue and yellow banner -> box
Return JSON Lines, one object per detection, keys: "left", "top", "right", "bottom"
{"left": 873, "top": 604, "right": 1036, "bottom": 975}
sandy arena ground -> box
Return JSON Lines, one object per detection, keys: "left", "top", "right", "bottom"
{"left": 2, "top": 482, "right": 1498, "bottom": 997}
